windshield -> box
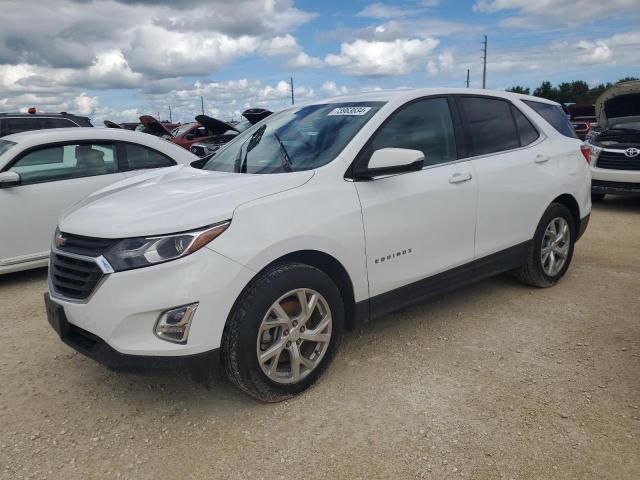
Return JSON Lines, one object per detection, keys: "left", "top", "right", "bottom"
{"left": 0, "top": 139, "right": 16, "bottom": 156}
{"left": 202, "top": 102, "right": 384, "bottom": 174}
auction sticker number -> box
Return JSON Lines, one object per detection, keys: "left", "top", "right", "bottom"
{"left": 328, "top": 106, "right": 372, "bottom": 116}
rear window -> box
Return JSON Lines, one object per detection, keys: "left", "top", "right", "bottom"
{"left": 523, "top": 100, "right": 578, "bottom": 139}
{"left": 0, "top": 139, "right": 16, "bottom": 156}
{"left": 2, "top": 117, "right": 41, "bottom": 136}
{"left": 457, "top": 96, "right": 520, "bottom": 156}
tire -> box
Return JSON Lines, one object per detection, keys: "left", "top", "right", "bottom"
{"left": 221, "top": 262, "right": 344, "bottom": 402}
{"left": 591, "top": 192, "right": 605, "bottom": 203}
{"left": 514, "top": 203, "right": 575, "bottom": 288}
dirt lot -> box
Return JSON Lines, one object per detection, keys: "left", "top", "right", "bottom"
{"left": 1, "top": 197, "right": 639, "bottom": 480}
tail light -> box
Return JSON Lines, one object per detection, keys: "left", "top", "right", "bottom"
{"left": 580, "top": 145, "right": 590, "bottom": 164}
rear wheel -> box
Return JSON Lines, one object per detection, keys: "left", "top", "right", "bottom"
{"left": 222, "top": 262, "right": 344, "bottom": 402}
{"left": 515, "top": 203, "right": 575, "bottom": 288}
{"left": 591, "top": 192, "right": 605, "bottom": 203}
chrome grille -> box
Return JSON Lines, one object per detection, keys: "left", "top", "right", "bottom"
{"left": 597, "top": 150, "right": 640, "bottom": 171}
{"left": 50, "top": 254, "right": 104, "bottom": 300}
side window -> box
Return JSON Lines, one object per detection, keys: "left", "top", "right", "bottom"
{"left": 9, "top": 143, "right": 117, "bottom": 185}
{"left": 41, "top": 118, "right": 77, "bottom": 129}
{"left": 122, "top": 143, "right": 175, "bottom": 170}
{"left": 511, "top": 105, "right": 539, "bottom": 146}
{"left": 522, "top": 100, "right": 578, "bottom": 139}
{"left": 458, "top": 97, "right": 520, "bottom": 156}
{"left": 369, "top": 97, "right": 457, "bottom": 166}
{"left": 4, "top": 118, "right": 41, "bottom": 135}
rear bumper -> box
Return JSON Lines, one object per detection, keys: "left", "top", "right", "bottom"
{"left": 591, "top": 179, "right": 640, "bottom": 195}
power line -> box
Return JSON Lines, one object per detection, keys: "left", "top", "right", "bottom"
{"left": 482, "top": 34, "right": 488, "bottom": 89}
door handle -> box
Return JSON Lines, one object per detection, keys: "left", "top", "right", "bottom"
{"left": 449, "top": 172, "right": 473, "bottom": 184}
{"left": 534, "top": 154, "right": 551, "bottom": 164}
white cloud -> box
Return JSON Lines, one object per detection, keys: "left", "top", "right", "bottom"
{"left": 325, "top": 38, "right": 439, "bottom": 76}
{"left": 358, "top": 3, "right": 418, "bottom": 19}
{"left": 286, "top": 52, "right": 323, "bottom": 69}
{"left": 321, "top": 81, "right": 350, "bottom": 97}
{"left": 474, "top": 0, "right": 639, "bottom": 24}
{"left": 262, "top": 34, "right": 301, "bottom": 56}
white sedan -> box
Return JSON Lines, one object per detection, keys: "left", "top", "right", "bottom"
{"left": 0, "top": 128, "right": 199, "bottom": 274}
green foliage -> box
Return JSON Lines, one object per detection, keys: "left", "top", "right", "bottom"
{"left": 506, "top": 85, "right": 530, "bottom": 95}
{"left": 509, "top": 77, "right": 638, "bottom": 104}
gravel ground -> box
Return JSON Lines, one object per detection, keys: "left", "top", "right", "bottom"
{"left": 1, "top": 197, "right": 639, "bottom": 480}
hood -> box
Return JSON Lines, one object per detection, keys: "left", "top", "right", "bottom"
{"left": 103, "top": 120, "right": 123, "bottom": 128}
{"left": 59, "top": 166, "right": 314, "bottom": 238}
{"left": 242, "top": 108, "right": 273, "bottom": 125}
{"left": 139, "top": 115, "right": 174, "bottom": 137}
{"left": 595, "top": 80, "right": 640, "bottom": 128}
{"left": 195, "top": 115, "right": 238, "bottom": 134}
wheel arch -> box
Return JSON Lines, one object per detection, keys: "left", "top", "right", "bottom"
{"left": 551, "top": 193, "right": 580, "bottom": 235}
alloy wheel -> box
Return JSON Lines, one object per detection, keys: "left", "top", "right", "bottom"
{"left": 541, "top": 217, "right": 571, "bottom": 276}
{"left": 256, "top": 288, "right": 332, "bottom": 385}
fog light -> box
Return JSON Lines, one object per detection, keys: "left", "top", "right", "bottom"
{"left": 154, "top": 303, "right": 198, "bottom": 344}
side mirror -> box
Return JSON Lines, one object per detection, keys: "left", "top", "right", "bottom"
{"left": 354, "top": 148, "right": 424, "bottom": 180}
{"left": 0, "top": 171, "right": 20, "bottom": 188}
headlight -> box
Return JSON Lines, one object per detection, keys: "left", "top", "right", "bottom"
{"left": 104, "top": 220, "right": 230, "bottom": 272}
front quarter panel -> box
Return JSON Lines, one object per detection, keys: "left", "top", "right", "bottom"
{"left": 208, "top": 169, "right": 369, "bottom": 302}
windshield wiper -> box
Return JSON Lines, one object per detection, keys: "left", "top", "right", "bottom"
{"left": 272, "top": 132, "right": 293, "bottom": 173}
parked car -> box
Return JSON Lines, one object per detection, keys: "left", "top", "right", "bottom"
{"left": 45, "top": 89, "right": 591, "bottom": 401}
{"left": 586, "top": 80, "right": 640, "bottom": 202}
{"left": 567, "top": 104, "right": 596, "bottom": 140}
{"left": 0, "top": 109, "right": 92, "bottom": 137}
{"left": 190, "top": 109, "right": 272, "bottom": 157}
{"left": 0, "top": 128, "right": 199, "bottom": 274}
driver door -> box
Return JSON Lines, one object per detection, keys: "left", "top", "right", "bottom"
{"left": 354, "top": 97, "right": 477, "bottom": 311}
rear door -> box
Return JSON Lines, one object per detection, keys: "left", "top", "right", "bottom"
{"left": 455, "top": 95, "right": 557, "bottom": 257}
{"left": 355, "top": 96, "right": 477, "bottom": 302}
{"left": 0, "top": 142, "right": 125, "bottom": 267}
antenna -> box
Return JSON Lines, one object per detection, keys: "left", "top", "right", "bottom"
{"left": 168, "top": 105, "right": 172, "bottom": 123}
{"left": 200, "top": 96, "right": 205, "bottom": 115}
{"left": 466, "top": 69, "right": 470, "bottom": 88}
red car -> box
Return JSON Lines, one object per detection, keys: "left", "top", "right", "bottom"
{"left": 139, "top": 115, "right": 238, "bottom": 150}
{"left": 568, "top": 104, "right": 596, "bottom": 140}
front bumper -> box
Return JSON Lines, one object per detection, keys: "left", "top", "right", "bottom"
{"left": 46, "top": 292, "right": 219, "bottom": 372}
{"left": 47, "top": 246, "right": 255, "bottom": 361}
{"left": 591, "top": 179, "right": 640, "bottom": 195}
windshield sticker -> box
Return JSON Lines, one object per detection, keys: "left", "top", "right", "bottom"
{"left": 328, "top": 106, "right": 372, "bottom": 116}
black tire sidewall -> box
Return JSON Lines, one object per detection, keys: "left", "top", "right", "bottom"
{"left": 532, "top": 204, "right": 575, "bottom": 286}
{"left": 226, "top": 263, "right": 344, "bottom": 400}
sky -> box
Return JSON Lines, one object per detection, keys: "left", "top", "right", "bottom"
{"left": 0, "top": 0, "right": 639, "bottom": 124}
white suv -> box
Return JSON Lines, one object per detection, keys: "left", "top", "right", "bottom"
{"left": 45, "top": 89, "right": 591, "bottom": 401}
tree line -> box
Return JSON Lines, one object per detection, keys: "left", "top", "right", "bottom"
{"left": 506, "top": 77, "right": 639, "bottom": 104}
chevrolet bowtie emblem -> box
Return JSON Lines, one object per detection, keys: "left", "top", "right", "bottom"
{"left": 55, "top": 232, "right": 66, "bottom": 248}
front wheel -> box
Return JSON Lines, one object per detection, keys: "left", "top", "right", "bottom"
{"left": 515, "top": 203, "right": 575, "bottom": 288}
{"left": 221, "top": 262, "right": 344, "bottom": 402}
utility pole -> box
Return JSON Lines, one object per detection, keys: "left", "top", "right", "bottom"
{"left": 481, "top": 34, "right": 488, "bottom": 89}
{"left": 168, "top": 105, "right": 172, "bottom": 123}
{"left": 466, "top": 69, "right": 470, "bottom": 88}
{"left": 290, "top": 76, "right": 295, "bottom": 105}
